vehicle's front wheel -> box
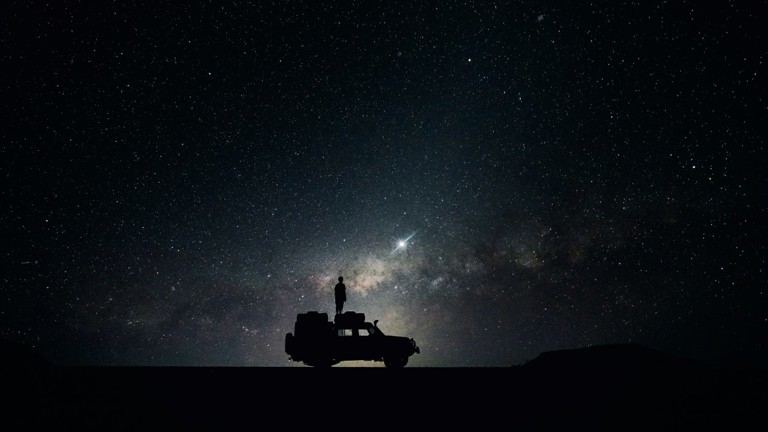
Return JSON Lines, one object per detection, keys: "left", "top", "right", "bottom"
{"left": 308, "top": 356, "right": 334, "bottom": 368}
{"left": 384, "top": 356, "right": 408, "bottom": 368}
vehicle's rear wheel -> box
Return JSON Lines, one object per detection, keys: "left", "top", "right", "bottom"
{"left": 384, "top": 356, "right": 408, "bottom": 368}
{"left": 308, "top": 356, "right": 333, "bottom": 368}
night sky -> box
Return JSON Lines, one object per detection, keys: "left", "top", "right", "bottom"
{"left": 2, "top": 1, "right": 765, "bottom": 367}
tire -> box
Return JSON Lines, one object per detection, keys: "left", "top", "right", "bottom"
{"left": 309, "top": 357, "right": 333, "bottom": 368}
{"left": 384, "top": 356, "right": 408, "bottom": 368}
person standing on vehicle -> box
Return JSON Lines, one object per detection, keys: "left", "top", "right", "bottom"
{"left": 335, "top": 276, "right": 346, "bottom": 315}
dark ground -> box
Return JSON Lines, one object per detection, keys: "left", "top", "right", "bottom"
{"left": 4, "top": 343, "right": 767, "bottom": 431}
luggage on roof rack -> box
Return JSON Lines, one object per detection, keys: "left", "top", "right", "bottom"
{"left": 334, "top": 311, "right": 365, "bottom": 328}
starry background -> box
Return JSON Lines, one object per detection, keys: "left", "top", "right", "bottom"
{"left": 2, "top": 1, "right": 765, "bottom": 367}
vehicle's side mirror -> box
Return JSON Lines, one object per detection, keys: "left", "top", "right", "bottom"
{"left": 374, "top": 320, "right": 379, "bottom": 327}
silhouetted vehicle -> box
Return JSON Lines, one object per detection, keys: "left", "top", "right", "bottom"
{"left": 285, "top": 311, "right": 420, "bottom": 368}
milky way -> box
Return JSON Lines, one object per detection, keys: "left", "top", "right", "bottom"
{"left": 2, "top": 1, "right": 765, "bottom": 366}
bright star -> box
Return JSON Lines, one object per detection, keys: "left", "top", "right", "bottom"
{"left": 391, "top": 232, "right": 416, "bottom": 255}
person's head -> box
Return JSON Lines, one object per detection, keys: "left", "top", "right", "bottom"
{"left": 338, "top": 276, "right": 343, "bottom": 282}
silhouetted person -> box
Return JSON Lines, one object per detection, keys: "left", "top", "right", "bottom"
{"left": 335, "top": 276, "right": 346, "bottom": 315}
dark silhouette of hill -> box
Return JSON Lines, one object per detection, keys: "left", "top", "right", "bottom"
{"left": 520, "top": 343, "right": 699, "bottom": 370}
{"left": 0, "top": 339, "right": 51, "bottom": 367}
{"left": 1, "top": 340, "right": 57, "bottom": 430}
{"left": 511, "top": 343, "right": 766, "bottom": 429}
{"left": 1, "top": 340, "right": 53, "bottom": 393}
{"left": 517, "top": 343, "right": 711, "bottom": 389}
{"left": 2, "top": 341, "right": 765, "bottom": 430}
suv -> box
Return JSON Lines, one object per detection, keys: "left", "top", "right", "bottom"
{"left": 285, "top": 311, "right": 420, "bottom": 368}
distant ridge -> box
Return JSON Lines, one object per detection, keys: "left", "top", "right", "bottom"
{"left": 519, "top": 343, "right": 705, "bottom": 372}
{"left": 0, "top": 339, "right": 50, "bottom": 368}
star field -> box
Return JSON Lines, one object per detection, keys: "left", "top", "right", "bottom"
{"left": 2, "top": 1, "right": 765, "bottom": 366}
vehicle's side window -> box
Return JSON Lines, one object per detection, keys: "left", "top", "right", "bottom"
{"left": 338, "top": 329, "right": 353, "bottom": 337}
